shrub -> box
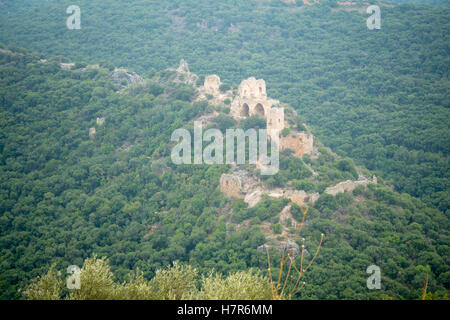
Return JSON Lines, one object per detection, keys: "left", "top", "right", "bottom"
{"left": 197, "top": 270, "right": 272, "bottom": 300}
{"left": 219, "top": 83, "right": 231, "bottom": 92}
{"left": 281, "top": 127, "right": 291, "bottom": 137}
{"left": 271, "top": 223, "right": 283, "bottom": 234}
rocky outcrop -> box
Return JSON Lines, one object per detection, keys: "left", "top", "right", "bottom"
{"left": 244, "top": 190, "right": 264, "bottom": 208}
{"left": 220, "top": 174, "right": 244, "bottom": 199}
{"left": 109, "top": 68, "right": 144, "bottom": 91}
{"left": 279, "top": 204, "right": 298, "bottom": 228}
{"left": 220, "top": 170, "right": 377, "bottom": 208}
{"left": 219, "top": 170, "right": 319, "bottom": 208}
{"left": 173, "top": 59, "right": 198, "bottom": 86}
{"left": 219, "top": 170, "right": 260, "bottom": 199}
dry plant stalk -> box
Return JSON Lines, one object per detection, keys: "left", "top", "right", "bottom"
{"left": 266, "top": 206, "right": 324, "bottom": 300}
{"left": 421, "top": 273, "right": 428, "bottom": 300}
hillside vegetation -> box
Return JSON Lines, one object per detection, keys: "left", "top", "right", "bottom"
{"left": 0, "top": 48, "right": 448, "bottom": 300}
{"left": 0, "top": 0, "right": 448, "bottom": 212}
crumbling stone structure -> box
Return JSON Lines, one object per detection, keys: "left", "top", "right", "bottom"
{"left": 284, "top": 190, "right": 319, "bottom": 207}
{"left": 219, "top": 174, "right": 244, "bottom": 199}
{"left": 324, "top": 175, "right": 377, "bottom": 196}
{"left": 280, "top": 132, "right": 314, "bottom": 157}
{"left": 267, "top": 107, "right": 285, "bottom": 137}
{"left": 204, "top": 75, "right": 221, "bottom": 95}
{"left": 178, "top": 59, "right": 315, "bottom": 157}
{"left": 219, "top": 170, "right": 259, "bottom": 199}
{"left": 96, "top": 117, "right": 105, "bottom": 126}
{"left": 89, "top": 127, "right": 96, "bottom": 139}
{"left": 228, "top": 77, "right": 314, "bottom": 157}
{"left": 60, "top": 62, "right": 75, "bottom": 70}
{"left": 230, "top": 77, "right": 280, "bottom": 122}
{"left": 219, "top": 170, "right": 319, "bottom": 208}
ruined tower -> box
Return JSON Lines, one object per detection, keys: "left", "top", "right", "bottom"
{"left": 230, "top": 77, "right": 279, "bottom": 119}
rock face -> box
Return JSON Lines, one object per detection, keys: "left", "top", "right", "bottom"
{"left": 219, "top": 174, "right": 244, "bottom": 199}
{"left": 244, "top": 190, "right": 264, "bottom": 208}
{"left": 280, "top": 132, "right": 314, "bottom": 157}
{"left": 282, "top": 240, "right": 301, "bottom": 258}
{"left": 109, "top": 68, "right": 144, "bottom": 91}
{"left": 219, "top": 170, "right": 259, "bottom": 200}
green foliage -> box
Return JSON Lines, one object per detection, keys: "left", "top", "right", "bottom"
{"left": 281, "top": 127, "right": 291, "bottom": 137}
{"left": 0, "top": 1, "right": 449, "bottom": 300}
{"left": 214, "top": 113, "right": 235, "bottom": 132}
{"left": 241, "top": 115, "right": 266, "bottom": 131}
{"left": 219, "top": 83, "right": 231, "bottom": 92}
{"left": 198, "top": 269, "right": 272, "bottom": 300}
{"left": 69, "top": 256, "right": 115, "bottom": 300}
{"left": 292, "top": 179, "right": 316, "bottom": 192}
{"left": 23, "top": 264, "right": 63, "bottom": 300}
{"left": 148, "top": 261, "right": 198, "bottom": 299}
{"left": 271, "top": 223, "right": 282, "bottom": 234}
{"left": 335, "top": 159, "right": 358, "bottom": 180}
{"left": 24, "top": 257, "right": 272, "bottom": 300}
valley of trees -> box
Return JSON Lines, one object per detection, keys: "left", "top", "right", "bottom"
{"left": 0, "top": 47, "right": 448, "bottom": 300}
{"left": 0, "top": 0, "right": 448, "bottom": 300}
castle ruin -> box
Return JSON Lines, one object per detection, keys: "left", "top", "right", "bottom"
{"left": 230, "top": 77, "right": 284, "bottom": 137}
{"left": 227, "top": 77, "right": 313, "bottom": 157}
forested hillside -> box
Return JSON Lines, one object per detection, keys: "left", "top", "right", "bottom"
{"left": 0, "top": 0, "right": 448, "bottom": 212}
{"left": 0, "top": 48, "right": 448, "bottom": 300}
{"left": 0, "top": 0, "right": 449, "bottom": 301}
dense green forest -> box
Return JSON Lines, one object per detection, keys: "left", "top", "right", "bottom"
{"left": 0, "top": 0, "right": 448, "bottom": 300}
{"left": 0, "top": 47, "right": 448, "bottom": 300}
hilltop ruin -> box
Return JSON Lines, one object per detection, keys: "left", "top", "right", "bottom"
{"left": 196, "top": 70, "right": 314, "bottom": 158}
